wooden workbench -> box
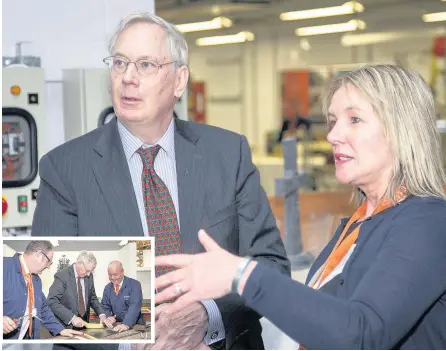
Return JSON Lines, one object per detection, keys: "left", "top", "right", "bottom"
{"left": 268, "top": 190, "right": 356, "bottom": 256}
{"left": 48, "top": 323, "right": 151, "bottom": 341}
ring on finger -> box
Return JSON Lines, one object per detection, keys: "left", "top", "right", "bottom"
{"left": 175, "top": 283, "right": 183, "bottom": 295}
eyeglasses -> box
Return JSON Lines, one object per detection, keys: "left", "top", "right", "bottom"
{"left": 103, "top": 56, "right": 176, "bottom": 77}
{"left": 38, "top": 251, "right": 53, "bottom": 267}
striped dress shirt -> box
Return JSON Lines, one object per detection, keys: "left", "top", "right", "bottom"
{"left": 117, "top": 119, "right": 225, "bottom": 346}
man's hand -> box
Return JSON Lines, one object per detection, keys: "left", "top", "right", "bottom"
{"left": 113, "top": 324, "right": 129, "bottom": 332}
{"left": 149, "top": 302, "right": 209, "bottom": 350}
{"left": 108, "top": 315, "right": 117, "bottom": 324}
{"left": 71, "top": 316, "right": 85, "bottom": 328}
{"left": 99, "top": 314, "right": 113, "bottom": 329}
{"left": 3, "top": 316, "right": 17, "bottom": 334}
{"left": 59, "top": 329, "right": 84, "bottom": 337}
{"left": 155, "top": 230, "right": 248, "bottom": 314}
{"left": 195, "top": 343, "right": 212, "bottom": 350}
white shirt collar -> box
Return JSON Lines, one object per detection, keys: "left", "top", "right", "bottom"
{"left": 117, "top": 118, "right": 176, "bottom": 162}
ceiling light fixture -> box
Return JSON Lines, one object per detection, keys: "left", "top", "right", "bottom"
{"left": 280, "top": 1, "right": 364, "bottom": 21}
{"left": 296, "top": 19, "right": 366, "bottom": 36}
{"left": 341, "top": 28, "right": 445, "bottom": 46}
{"left": 176, "top": 17, "right": 233, "bottom": 33}
{"left": 422, "top": 12, "right": 446, "bottom": 23}
{"left": 196, "top": 31, "right": 255, "bottom": 46}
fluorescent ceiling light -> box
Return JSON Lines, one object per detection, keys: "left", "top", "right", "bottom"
{"left": 50, "top": 240, "right": 59, "bottom": 247}
{"left": 296, "top": 19, "right": 366, "bottom": 36}
{"left": 422, "top": 12, "right": 446, "bottom": 22}
{"left": 342, "top": 31, "right": 405, "bottom": 46}
{"left": 118, "top": 240, "right": 128, "bottom": 246}
{"left": 196, "top": 31, "right": 255, "bottom": 46}
{"left": 176, "top": 17, "right": 232, "bottom": 33}
{"left": 280, "top": 1, "right": 364, "bottom": 21}
{"left": 341, "top": 28, "right": 444, "bottom": 46}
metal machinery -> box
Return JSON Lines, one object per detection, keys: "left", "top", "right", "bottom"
{"left": 275, "top": 138, "right": 313, "bottom": 270}
{"left": 2, "top": 67, "right": 46, "bottom": 232}
{"left": 62, "top": 68, "right": 189, "bottom": 141}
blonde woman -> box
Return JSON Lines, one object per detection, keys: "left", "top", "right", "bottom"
{"left": 155, "top": 65, "right": 446, "bottom": 349}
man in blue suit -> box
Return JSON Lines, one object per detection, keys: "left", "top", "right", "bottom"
{"left": 3, "top": 241, "right": 82, "bottom": 340}
{"left": 101, "top": 261, "right": 144, "bottom": 332}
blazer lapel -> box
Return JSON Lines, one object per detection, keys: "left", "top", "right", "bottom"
{"left": 121, "top": 276, "right": 128, "bottom": 293}
{"left": 92, "top": 120, "right": 144, "bottom": 236}
{"left": 14, "top": 254, "right": 27, "bottom": 288}
{"left": 344, "top": 216, "right": 385, "bottom": 269}
{"left": 84, "top": 275, "right": 91, "bottom": 307}
{"left": 69, "top": 266, "right": 79, "bottom": 311}
{"left": 175, "top": 120, "right": 206, "bottom": 254}
{"left": 305, "top": 217, "right": 350, "bottom": 285}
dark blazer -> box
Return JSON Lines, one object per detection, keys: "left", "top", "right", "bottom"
{"left": 47, "top": 265, "right": 104, "bottom": 327}
{"left": 241, "top": 195, "right": 446, "bottom": 349}
{"left": 101, "top": 276, "right": 144, "bottom": 327}
{"left": 3, "top": 254, "right": 64, "bottom": 339}
{"left": 31, "top": 118, "right": 290, "bottom": 349}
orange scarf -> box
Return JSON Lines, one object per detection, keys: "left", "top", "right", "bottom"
{"left": 19, "top": 258, "right": 34, "bottom": 338}
{"left": 311, "top": 187, "right": 407, "bottom": 289}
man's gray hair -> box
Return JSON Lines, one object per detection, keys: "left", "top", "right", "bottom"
{"left": 108, "top": 12, "right": 188, "bottom": 67}
{"left": 25, "top": 241, "right": 53, "bottom": 254}
{"left": 77, "top": 251, "right": 97, "bottom": 267}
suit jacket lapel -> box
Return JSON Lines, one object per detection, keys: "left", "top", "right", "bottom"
{"left": 121, "top": 276, "right": 128, "bottom": 293}
{"left": 84, "top": 275, "right": 90, "bottom": 307}
{"left": 306, "top": 217, "right": 349, "bottom": 285}
{"left": 14, "top": 254, "right": 27, "bottom": 288}
{"left": 175, "top": 120, "right": 206, "bottom": 254}
{"left": 69, "top": 266, "right": 79, "bottom": 311}
{"left": 345, "top": 216, "right": 385, "bottom": 267}
{"left": 92, "top": 120, "right": 144, "bottom": 236}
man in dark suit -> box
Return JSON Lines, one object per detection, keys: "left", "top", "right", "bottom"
{"left": 101, "top": 261, "right": 144, "bottom": 332}
{"left": 47, "top": 252, "right": 112, "bottom": 329}
{"left": 31, "top": 11, "right": 290, "bottom": 350}
{"left": 3, "top": 241, "right": 81, "bottom": 340}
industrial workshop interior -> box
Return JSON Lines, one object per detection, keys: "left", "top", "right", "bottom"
{"left": 2, "top": 0, "right": 446, "bottom": 350}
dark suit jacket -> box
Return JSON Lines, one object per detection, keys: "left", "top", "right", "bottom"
{"left": 47, "top": 265, "right": 104, "bottom": 327}
{"left": 241, "top": 196, "right": 446, "bottom": 349}
{"left": 3, "top": 254, "right": 64, "bottom": 339}
{"left": 31, "top": 118, "right": 290, "bottom": 349}
{"left": 101, "top": 276, "right": 144, "bottom": 327}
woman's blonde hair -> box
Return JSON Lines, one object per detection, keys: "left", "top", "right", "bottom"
{"left": 322, "top": 64, "right": 446, "bottom": 204}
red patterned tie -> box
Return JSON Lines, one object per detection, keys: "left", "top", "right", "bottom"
{"left": 137, "top": 145, "right": 182, "bottom": 277}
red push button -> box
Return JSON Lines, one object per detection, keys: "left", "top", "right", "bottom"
{"left": 2, "top": 196, "right": 8, "bottom": 216}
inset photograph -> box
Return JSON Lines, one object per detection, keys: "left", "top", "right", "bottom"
{"left": 2, "top": 238, "right": 154, "bottom": 344}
